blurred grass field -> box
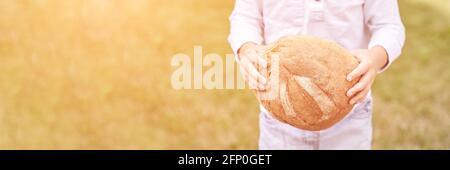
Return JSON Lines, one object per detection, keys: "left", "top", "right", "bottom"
{"left": 0, "top": 0, "right": 448, "bottom": 149}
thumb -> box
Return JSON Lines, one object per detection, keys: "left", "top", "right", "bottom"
{"left": 349, "top": 49, "right": 364, "bottom": 62}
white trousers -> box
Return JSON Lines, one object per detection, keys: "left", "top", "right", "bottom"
{"left": 259, "top": 96, "right": 373, "bottom": 150}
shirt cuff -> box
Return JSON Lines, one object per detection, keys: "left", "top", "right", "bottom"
{"left": 368, "top": 37, "right": 402, "bottom": 73}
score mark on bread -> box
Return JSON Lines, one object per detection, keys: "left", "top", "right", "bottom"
{"left": 256, "top": 36, "right": 359, "bottom": 131}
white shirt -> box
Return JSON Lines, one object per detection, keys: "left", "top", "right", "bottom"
{"left": 228, "top": 0, "right": 405, "bottom": 70}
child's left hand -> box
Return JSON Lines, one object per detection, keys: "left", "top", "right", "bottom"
{"left": 346, "top": 46, "right": 389, "bottom": 105}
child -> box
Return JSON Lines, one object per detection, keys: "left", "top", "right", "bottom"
{"left": 228, "top": 0, "right": 405, "bottom": 149}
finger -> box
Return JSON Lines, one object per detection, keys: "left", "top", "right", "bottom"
{"left": 349, "top": 85, "right": 371, "bottom": 105}
{"left": 239, "top": 61, "right": 265, "bottom": 90}
{"left": 239, "top": 64, "right": 252, "bottom": 87}
{"left": 239, "top": 62, "right": 256, "bottom": 85}
{"left": 256, "top": 55, "right": 268, "bottom": 69}
{"left": 248, "top": 79, "right": 260, "bottom": 90}
{"left": 244, "top": 69, "right": 265, "bottom": 90}
{"left": 239, "top": 64, "right": 254, "bottom": 83}
{"left": 246, "top": 74, "right": 264, "bottom": 90}
{"left": 347, "top": 71, "right": 375, "bottom": 97}
{"left": 245, "top": 50, "right": 268, "bottom": 69}
{"left": 238, "top": 61, "right": 249, "bottom": 79}
{"left": 347, "top": 62, "right": 369, "bottom": 81}
{"left": 253, "top": 49, "right": 268, "bottom": 69}
{"left": 350, "top": 50, "right": 364, "bottom": 61}
{"left": 240, "top": 65, "right": 259, "bottom": 90}
{"left": 241, "top": 57, "right": 267, "bottom": 85}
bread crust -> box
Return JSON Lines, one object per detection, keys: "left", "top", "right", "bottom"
{"left": 256, "top": 36, "right": 359, "bottom": 131}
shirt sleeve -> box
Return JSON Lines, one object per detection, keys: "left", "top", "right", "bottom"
{"left": 228, "top": 0, "right": 264, "bottom": 60}
{"left": 364, "top": 0, "right": 406, "bottom": 72}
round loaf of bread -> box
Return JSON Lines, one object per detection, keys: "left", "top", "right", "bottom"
{"left": 256, "top": 36, "right": 359, "bottom": 131}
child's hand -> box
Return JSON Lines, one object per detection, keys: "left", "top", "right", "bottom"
{"left": 237, "top": 42, "right": 268, "bottom": 90}
{"left": 346, "top": 46, "right": 389, "bottom": 104}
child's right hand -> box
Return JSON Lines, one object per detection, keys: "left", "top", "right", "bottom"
{"left": 237, "top": 42, "right": 268, "bottom": 90}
